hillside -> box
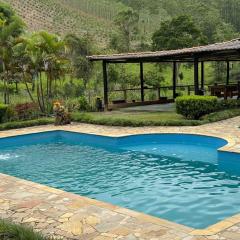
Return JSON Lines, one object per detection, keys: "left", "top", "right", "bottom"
{"left": 3, "top": 0, "right": 123, "bottom": 45}
{"left": 3, "top": 0, "right": 240, "bottom": 49}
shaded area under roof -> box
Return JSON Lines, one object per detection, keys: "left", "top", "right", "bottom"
{"left": 87, "top": 39, "right": 240, "bottom": 63}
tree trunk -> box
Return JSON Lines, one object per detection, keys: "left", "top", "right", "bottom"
{"left": 39, "top": 72, "right": 46, "bottom": 112}
{"left": 22, "top": 72, "right": 35, "bottom": 103}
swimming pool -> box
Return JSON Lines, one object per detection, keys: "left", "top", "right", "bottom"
{"left": 0, "top": 130, "right": 239, "bottom": 229}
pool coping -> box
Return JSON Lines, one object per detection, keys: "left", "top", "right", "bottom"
{"left": 0, "top": 122, "right": 240, "bottom": 237}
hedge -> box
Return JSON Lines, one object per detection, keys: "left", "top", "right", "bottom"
{"left": 176, "top": 96, "right": 218, "bottom": 120}
{"left": 0, "top": 118, "right": 54, "bottom": 131}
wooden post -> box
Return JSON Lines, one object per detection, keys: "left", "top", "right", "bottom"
{"left": 201, "top": 61, "right": 204, "bottom": 90}
{"left": 194, "top": 57, "right": 199, "bottom": 95}
{"left": 157, "top": 87, "right": 161, "bottom": 100}
{"left": 187, "top": 86, "right": 191, "bottom": 96}
{"left": 140, "top": 62, "right": 144, "bottom": 102}
{"left": 238, "top": 81, "right": 240, "bottom": 99}
{"left": 226, "top": 61, "right": 230, "bottom": 85}
{"left": 102, "top": 61, "right": 109, "bottom": 110}
{"left": 173, "top": 61, "right": 177, "bottom": 99}
{"left": 123, "top": 90, "right": 127, "bottom": 102}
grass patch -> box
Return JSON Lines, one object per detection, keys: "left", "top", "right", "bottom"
{"left": 0, "top": 109, "right": 239, "bottom": 130}
{"left": 72, "top": 108, "right": 240, "bottom": 127}
{"left": 0, "top": 118, "right": 54, "bottom": 131}
{"left": 0, "top": 220, "right": 50, "bottom": 240}
{"left": 71, "top": 111, "right": 200, "bottom": 126}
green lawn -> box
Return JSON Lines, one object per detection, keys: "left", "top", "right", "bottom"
{"left": 0, "top": 107, "right": 240, "bottom": 130}
{"left": 71, "top": 108, "right": 240, "bottom": 127}
{"left": 90, "top": 111, "right": 184, "bottom": 121}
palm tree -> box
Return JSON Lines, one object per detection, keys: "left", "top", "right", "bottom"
{"left": 15, "top": 31, "right": 67, "bottom": 113}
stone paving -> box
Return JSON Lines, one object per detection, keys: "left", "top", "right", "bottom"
{"left": 1, "top": 117, "right": 240, "bottom": 239}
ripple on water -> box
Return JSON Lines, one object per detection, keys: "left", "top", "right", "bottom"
{"left": 0, "top": 141, "right": 239, "bottom": 229}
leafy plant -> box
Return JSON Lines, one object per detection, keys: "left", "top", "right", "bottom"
{"left": 0, "top": 104, "right": 8, "bottom": 123}
{"left": 217, "top": 99, "right": 240, "bottom": 110}
{"left": 0, "top": 219, "right": 51, "bottom": 240}
{"left": 152, "top": 15, "right": 207, "bottom": 51}
{"left": 176, "top": 95, "right": 218, "bottom": 120}
{"left": 14, "top": 103, "right": 40, "bottom": 120}
{"left": 78, "top": 96, "right": 90, "bottom": 111}
{"left": 53, "top": 101, "right": 71, "bottom": 125}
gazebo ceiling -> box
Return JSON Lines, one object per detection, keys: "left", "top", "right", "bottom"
{"left": 87, "top": 38, "right": 240, "bottom": 63}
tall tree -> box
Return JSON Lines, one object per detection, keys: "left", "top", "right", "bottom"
{"left": 152, "top": 15, "right": 207, "bottom": 51}
{"left": 64, "top": 33, "right": 93, "bottom": 88}
{"left": 114, "top": 9, "right": 139, "bottom": 52}
{"left": 0, "top": 2, "right": 24, "bottom": 103}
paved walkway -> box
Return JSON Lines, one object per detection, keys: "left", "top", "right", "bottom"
{"left": 0, "top": 117, "right": 240, "bottom": 239}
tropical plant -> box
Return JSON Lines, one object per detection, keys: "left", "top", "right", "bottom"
{"left": 14, "top": 31, "right": 67, "bottom": 113}
{"left": 0, "top": 2, "right": 25, "bottom": 104}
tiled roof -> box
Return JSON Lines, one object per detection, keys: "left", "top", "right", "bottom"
{"left": 87, "top": 38, "right": 240, "bottom": 62}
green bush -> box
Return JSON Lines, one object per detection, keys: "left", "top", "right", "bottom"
{"left": 217, "top": 99, "right": 240, "bottom": 110}
{"left": 3, "top": 105, "right": 17, "bottom": 122}
{"left": 65, "top": 97, "right": 91, "bottom": 112}
{"left": 78, "top": 96, "right": 91, "bottom": 111}
{"left": 0, "top": 104, "right": 8, "bottom": 123}
{"left": 176, "top": 96, "right": 218, "bottom": 120}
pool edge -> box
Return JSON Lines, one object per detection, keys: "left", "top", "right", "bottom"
{"left": 0, "top": 125, "right": 239, "bottom": 236}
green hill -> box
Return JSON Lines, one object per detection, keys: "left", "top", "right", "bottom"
{"left": 3, "top": 0, "right": 125, "bottom": 46}
{"left": 3, "top": 0, "right": 240, "bottom": 48}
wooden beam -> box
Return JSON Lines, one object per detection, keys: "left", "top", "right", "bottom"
{"left": 194, "top": 57, "right": 199, "bottom": 95}
{"left": 102, "top": 61, "right": 109, "bottom": 110}
{"left": 226, "top": 61, "right": 230, "bottom": 85}
{"left": 201, "top": 61, "right": 204, "bottom": 89}
{"left": 173, "top": 61, "right": 177, "bottom": 99}
{"left": 140, "top": 62, "right": 144, "bottom": 102}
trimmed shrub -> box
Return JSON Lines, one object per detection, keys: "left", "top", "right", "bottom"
{"left": 0, "top": 104, "right": 8, "bottom": 123}
{"left": 0, "top": 118, "right": 54, "bottom": 131}
{"left": 176, "top": 96, "right": 218, "bottom": 120}
{"left": 217, "top": 99, "right": 240, "bottom": 110}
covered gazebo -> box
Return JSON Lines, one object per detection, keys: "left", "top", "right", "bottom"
{"left": 87, "top": 39, "right": 240, "bottom": 110}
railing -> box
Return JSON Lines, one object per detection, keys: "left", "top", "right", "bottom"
{"left": 109, "top": 84, "right": 208, "bottom": 102}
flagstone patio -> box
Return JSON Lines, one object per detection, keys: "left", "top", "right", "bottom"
{"left": 1, "top": 117, "right": 240, "bottom": 239}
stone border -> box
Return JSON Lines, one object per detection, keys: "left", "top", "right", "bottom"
{"left": 0, "top": 119, "right": 240, "bottom": 238}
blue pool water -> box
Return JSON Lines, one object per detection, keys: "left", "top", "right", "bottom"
{"left": 0, "top": 131, "right": 240, "bottom": 229}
